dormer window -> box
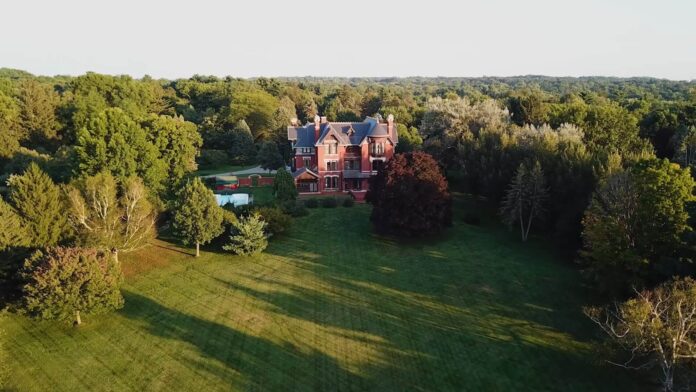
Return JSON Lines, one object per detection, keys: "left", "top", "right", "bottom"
{"left": 326, "top": 141, "right": 338, "bottom": 155}
{"left": 347, "top": 126, "right": 355, "bottom": 136}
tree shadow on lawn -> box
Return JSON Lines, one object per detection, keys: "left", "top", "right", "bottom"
{"left": 120, "top": 290, "right": 370, "bottom": 391}
{"left": 234, "top": 221, "right": 648, "bottom": 390}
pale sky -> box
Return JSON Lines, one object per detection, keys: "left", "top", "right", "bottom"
{"left": 2, "top": 0, "right": 695, "bottom": 80}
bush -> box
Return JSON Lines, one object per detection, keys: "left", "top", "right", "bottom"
{"left": 304, "top": 198, "right": 319, "bottom": 208}
{"left": 462, "top": 212, "right": 481, "bottom": 225}
{"left": 342, "top": 197, "right": 354, "bottom": 207}
{"left": 256, "top": 206, "right": 292, "bottom": 237}
{"left": 197, "top": 149, "right": 230, "bottom": 168}
{"left": 280, "top": 200, "right": 308, "bottom": 217}
{"left": 321, "top": 197, "right": 338, "bottom": 208}
{"left": 223, "top": 213, "right": 268, "bottom": 256}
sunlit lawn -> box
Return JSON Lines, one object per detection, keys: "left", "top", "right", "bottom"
{"left": 1, "top": 202, "right": 644, "bottom": 391}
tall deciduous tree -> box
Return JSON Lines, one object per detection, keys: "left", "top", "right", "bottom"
{"left": 500, "top": 161, "right": 548, "bottom": 241}
{"left": 172, "top": 178, "right": 225, "bottom": 257}
{"left": 585, "top": 277, "right": 696, "bottom": 392}
{"left": 366, "top": 152, "right": 452, "bottom": 237}
{"left": 66, "top": 172, "right": 156, "bottom": 263}
{"left": 582, "top": 159, "right": 695, "bottom": 295}
{"left": 21, "top": 247, "right": 124, "bottom": 326}
{"left": 143, "top": 114, "right": 202, "bottom": 188}
{"left": 8, "top": 163, "right": 68, "bottom": 248}
{"left": 74, "top": 108, "right": 167, "bottom": 194}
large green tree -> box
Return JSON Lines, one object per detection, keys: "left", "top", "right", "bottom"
{"left": 172, "top": 178, "right": 225, "bottom": 257}
{"left": 582, "top": 159, "right": 695, "bottom": 295}
{"left": 143, "top": 114, "right": 202, "bottom": 187}
{"left": 21, "top": 247, "right": 124, "bottom": 325}
{"left": 74, "top": 108, "right": 167, "bottom": 193}
{"left": 8, "top": 163, "right": 68, "bottom": 248}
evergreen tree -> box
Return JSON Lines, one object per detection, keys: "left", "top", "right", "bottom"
{"left": 172, "top": 178, "right": 225, "bottom": 257}
{"left": 0, "top": 197, "right": 27, "bottom": 251}
{"left": 258, "top": 141, "right": 284, "bottom": 172}
{"left": 223, "top": 213, "right": 268, "bottom": 256}
{"left": 8, "top": 163, "right": 68, "bottom": 248}
{"left": 273, "top": 167, "right": 298, "bottom": 202}
{"left": 21, "top": 247, "right": 124, "bottom": 326}
{"left": 16, "top": 79, "right": 60, "bottom": 147}
{"left": 228, "top": 120, "right": 256, "bottom": 164}
{"left": 500, "top": 161, "right": 549, "bottom": 241}
{"left": 0, "top": 91, "right": 21, "bottom": 159}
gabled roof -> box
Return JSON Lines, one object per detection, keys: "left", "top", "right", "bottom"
{"left": 287, "top": 116, "right": 397, "bottom": 148}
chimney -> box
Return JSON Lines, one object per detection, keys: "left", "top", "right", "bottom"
{"left": 387, "top": 114, "right": 395, "bottom": 138}
{"left": 290, "top": 118, "right": 298, "bottom": 126}
{"left": 314, "top": 115, "right": 321, "bottom": 141}
{"left": 320, "top": 116, "right": 328, "bottom": 124}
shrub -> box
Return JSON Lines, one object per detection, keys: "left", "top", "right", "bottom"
{"left": 342, "top": 197, "right": 355, "bottom": 207}
{"left": 273, "top": 167, "right": 298, "bottom": 202}
{"left": 256, "top": 206, "right": 292, "bottom": 237}
{"left": 280, "top": 200, "right": 308, "bottom": 217}
{"left": 321, "top": 197, "right": 338, "bottom": 208}
{"left": 304, "top": 198, "right": 319, "bottom": 208}
{"left": 21, "top": 247, "right": 124, "bottom": 325}
{"left": 223, "top": 213, "right": 268, "bottom": 256}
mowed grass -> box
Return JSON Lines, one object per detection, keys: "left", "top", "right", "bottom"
{"left": 1, "top": 202, "right": 643, "bottom": 391}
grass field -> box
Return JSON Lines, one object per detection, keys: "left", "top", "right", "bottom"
{"left": 1, "top": 201, "right": 644, "bottom": 391}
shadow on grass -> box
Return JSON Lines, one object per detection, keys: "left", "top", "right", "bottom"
{"left": 121, "top": 290, "right": 369, "bottom": 391}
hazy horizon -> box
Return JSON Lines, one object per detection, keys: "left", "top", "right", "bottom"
{"left": 3, "top": 0, "right": 695, "bottom": 81}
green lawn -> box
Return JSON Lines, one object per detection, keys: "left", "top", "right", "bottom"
{"left": 1, "top": 202, "right": 644, "bottom": 391}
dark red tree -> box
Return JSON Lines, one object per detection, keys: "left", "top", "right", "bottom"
{"left": 366, "top": 151, "right": 452, "bottom": 237}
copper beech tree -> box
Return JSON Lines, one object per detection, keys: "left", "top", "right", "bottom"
{"left": 366, "top": 151, "right": 452, "bottom": 237}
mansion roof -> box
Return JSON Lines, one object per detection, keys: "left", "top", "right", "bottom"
{"left": 288, "top": 116, "right": 397, "bottom": 148}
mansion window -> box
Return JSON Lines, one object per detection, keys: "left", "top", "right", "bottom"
{"left": 324, "top": 176, "right": 338, "bottom": 189}
{"left": 345, "top": 179, "right": 361, "bottom": 190}
{"left": 370, "top": 142, "right": 385, "bottom": 155}
{"left": 372, "top": 160, "right": 385, "bottom": 172}
{"left": 326, "top": 142, "right": 338, "bottom": 155}
{"left": 344, "top": 159, "right": 360, "bottom": 170}
{"left": 326, "top": 160, "right": 338, "bottom": 171}
{"left": 300, "top": 147, "right": 313, "bottom": 154}
{"left": 303, "top": 157, "right": 312, "bottom": 168}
